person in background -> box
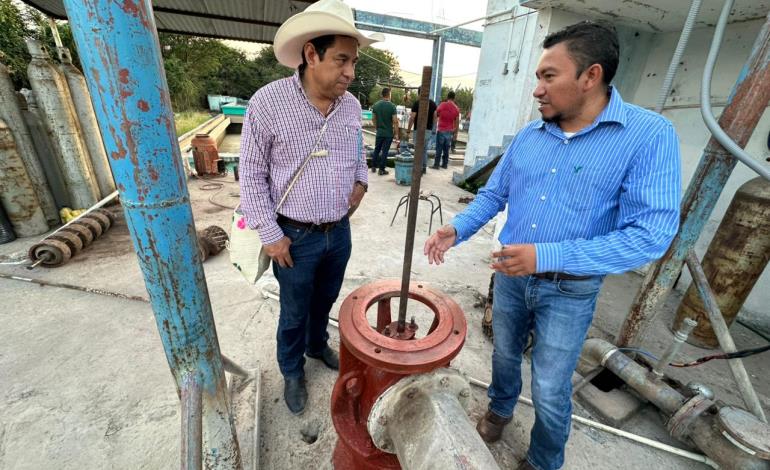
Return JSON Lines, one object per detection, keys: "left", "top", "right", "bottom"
{"left": 371, "top": 87, "right": 398, "bottom": 175}
{"left": 423, "top": 21, "right": 681, "bottom": 470}
{"left": 239, "top": 0, "right": 380, "bottom": 416}
{"left": 433, "top": 90, "right": 460, "bottom": 169}
{"left": 407, "top": 88, "right": 437, "bottom": 174}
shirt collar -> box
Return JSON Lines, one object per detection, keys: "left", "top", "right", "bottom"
{"left": 534, "top": 86, "right": 627, "bottom": 131}
{"left": 292, "top": 71, "right": 344, "bottom": 115}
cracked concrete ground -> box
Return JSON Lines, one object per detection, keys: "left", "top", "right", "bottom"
{"left": 1, "top": 161, "right": 767, "bottom": 469}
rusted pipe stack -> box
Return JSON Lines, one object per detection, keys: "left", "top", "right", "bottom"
{"left": 27, "top": 209, "right": 115, "bottom": 267}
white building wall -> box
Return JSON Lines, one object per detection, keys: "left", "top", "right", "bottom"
{"left": 470, "top": 2, "right": 770, "bottom": 332}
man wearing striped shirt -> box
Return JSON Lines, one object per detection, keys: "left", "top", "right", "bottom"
{"left": 424, "top": 22, "right": 681, "bottom": 470}
{"left": 239, "top": 0, "right": 381, "bottom": 415}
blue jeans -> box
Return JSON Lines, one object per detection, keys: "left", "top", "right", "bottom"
{"left": 490, "top": 273, "right": 603, "bottom": 470}
{"left": 272, "top": 217, "right": 352, "bottom": 379}
{"left": 435, "top": 131, "right": 452, "bottom": 168}
{"left": 373, "top": 136, "right": 392, "bottom": 171}
{"left": 413, "top": 128, "right": 435, "bottom": 169}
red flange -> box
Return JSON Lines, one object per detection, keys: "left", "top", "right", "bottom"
{"left": 331, "top": 280, "right": 467, "bottom": 469}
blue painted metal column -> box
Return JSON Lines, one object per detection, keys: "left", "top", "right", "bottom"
{"left": 61, "top": 1, "right": 241, "bottom": 467}
{"left": 617, "top": 14, "right": 770, "bottom": 347}
{"left": 430, "top": 36, "right": 446, "bottom": 104}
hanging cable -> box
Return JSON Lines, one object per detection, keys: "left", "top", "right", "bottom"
{"left": 670, "top": 343, "right": 770, "bottom": 367}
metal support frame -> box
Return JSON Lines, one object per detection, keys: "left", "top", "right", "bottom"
{"left": 61, "top": 1, "right": 242, "bottom": 468}
{"left": 618, "top": 14, "right": 770, "bottom": 347}
{"left": 390, "top": 192, "right": 443, "bottom": 234}
{"left": 353, "top": 10, "right": 482, "bottom": 47}
{"left": 684, "top": 251, "right": 767, "bottom": 423}
{"left": 430, "top": 37, "right": 446, "bottom": 104}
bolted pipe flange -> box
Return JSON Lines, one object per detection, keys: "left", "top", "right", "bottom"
{"left": 337, "top": 280, "right": 466, "bottom": 374}
{"left": 367, "top": 368, "right": 471, "bottom": 453}
{"left": 666, "top": 394, "right": 715, "bottom": 442}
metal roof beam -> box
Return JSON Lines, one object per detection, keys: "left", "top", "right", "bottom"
{"left": 353, "top": 10, "right": 482, "bottom": 47}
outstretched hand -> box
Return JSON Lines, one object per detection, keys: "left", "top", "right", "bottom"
{"left": 424, "top": 224, "right": 457, "bottom": 265}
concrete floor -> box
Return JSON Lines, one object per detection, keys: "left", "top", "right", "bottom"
{"left": 0, "top": 160, "right": 768, "bottom": 469}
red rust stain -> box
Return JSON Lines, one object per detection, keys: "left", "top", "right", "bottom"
{"left": 149, "top": 166, "right": 159, "bottom": 181}
{"left": 118, "top": 68, "right": 129, "bottom": 84}
{"left": 137, "top": 100, "right": 150, "bottom": 112}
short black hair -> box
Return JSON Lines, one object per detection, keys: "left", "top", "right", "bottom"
{"left": 381, "top": 87, "right": 390, "bottom": 98}
{"left": 298, "top": 35, "right": 337, "bottom": 75}
{"left": 543, "top": 21, "right": 619, "bottom": 85}
{"left": 447, "top": 90, "right": 456, "bottom": 100}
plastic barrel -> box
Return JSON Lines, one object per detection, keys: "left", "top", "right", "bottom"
{"left": 395, "top": 155, "right": 414, "bottom": 186}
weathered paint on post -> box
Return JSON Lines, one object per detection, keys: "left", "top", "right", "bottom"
{"left": 617, "top": 14, "right": 770, "bottom": 347}
{"left": 430, "top": 37, "right": 445, "bottom": 104}
{"left": 61, "top": 1, "right": 241, "bottom": 467}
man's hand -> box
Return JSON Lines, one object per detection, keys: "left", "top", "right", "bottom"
{"left": 490, "top": 244, "right": 536, "bottom": 276}
{"left": 264, "top": 236, "right": 293, "bottom": 268}
{"left": 424, "top": 224, "right": 457, "bottom": 265}
{"left": 348, "top": 183, "right": 366, "bottom": 216}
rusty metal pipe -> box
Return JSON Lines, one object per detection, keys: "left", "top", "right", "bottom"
{"left": 62, "top": 1, "right": 242, "bottom": 467}
{"left": 618, "top": 12, "right": 770, "bottom": 347}
{"left": 181, "top": 375, "right": 203, "bottom": 470}
{"left": 583, "top": 338, "right": 686, "bottom": 414}
{"left": 685, "top": 250, "right": 767, "bottom": 423}
{"left": 397, "top": 66, "right": 432, "bottom": 332}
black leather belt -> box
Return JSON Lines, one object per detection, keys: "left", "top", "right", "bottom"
{"left": 277, "top": 214, "right": 344, "bottom": 233}
{"left": 533, "top": 272, "right": 593, "bottom": 281}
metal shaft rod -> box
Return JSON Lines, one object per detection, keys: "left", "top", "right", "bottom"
{"left": 397, "top": 66, "right": 432, "bottom": 332}
{"left": 685, "top": 250, "right": 767, "bottom": 422}
{"left": 181, "top": 375, "right": 203, "bottom": 470}
{"left": 652, "top": 317, "right": 698, "bottom": 377}
{"left": 221, "top": 354, "right": 250, "bottom": 379}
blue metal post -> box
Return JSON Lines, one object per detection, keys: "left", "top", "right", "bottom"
{"left": 617, "top": 14, "right": 770, "bottom": 347}
{"left": 430, "top": 36, "right": 446, "bottom": 104}
{"left": 61, "top": 1, "right": 241, "bottom": 467}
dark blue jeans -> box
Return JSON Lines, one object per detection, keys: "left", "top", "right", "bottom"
{"left": 373, "top": 136, "right": 392, "bottom": 171}
{"left": 490, "top": 273, "right": 603, "bottom": 470}
{"left": 435, "top": 131, "right": 452, "bottom": 168}
{"left": 272, "top": 217, "right": 352, "bottom": 379}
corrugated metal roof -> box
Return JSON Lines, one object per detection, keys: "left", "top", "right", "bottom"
{"left": 20, "top": 0, "right": 315, "bottom": 43}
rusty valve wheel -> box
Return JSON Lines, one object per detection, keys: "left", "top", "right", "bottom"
{"left": 86, "top": 211, "right": 112, "bottom": 232}
{"left": 76, "top": 217, "right": 103, "bottom": 238}
{"left": 49, "top": 230, "right": 84, "bottom": 254}
{"left": 60, "top": 224, "right": 94, "bottom": 246}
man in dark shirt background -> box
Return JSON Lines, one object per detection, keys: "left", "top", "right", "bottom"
{"left": 407, "top": 89, "right": 437, "bottom": 174}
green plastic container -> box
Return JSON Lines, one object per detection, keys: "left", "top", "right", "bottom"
{"left": 221, "top": 105, "right": 247, "bottom": 116}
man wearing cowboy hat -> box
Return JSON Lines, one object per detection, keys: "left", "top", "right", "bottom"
{"left": 239, "top": 0, "right": 383, "bottom": 415}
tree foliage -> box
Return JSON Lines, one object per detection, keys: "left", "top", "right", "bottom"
{"left": 1, "top": 1, "right": 465, "bottom": 114}
{"left": 0, "top": 0, "right": 34, "bottom": 88}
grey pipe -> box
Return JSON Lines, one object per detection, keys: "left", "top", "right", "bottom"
{"left": 652, "top": 317, "right": 698, "bottom": 377}
{"left": 654, "top": 0, "right": 702, "bottom": 113}
{"left": 685, "top": 250, "right": 767, "bottom": 422}
{"left": 368, "top": 369, "right": 500, "bottom": 470}
{"left": 701, "top": 4, "right": 770, "bottom": 181}
{"left": 583, "top": 338, "right": 686, "bottom": 414}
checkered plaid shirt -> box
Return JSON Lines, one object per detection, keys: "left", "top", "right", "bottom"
{"left": 239, "top": 72, "right": 368, "bottom": 245}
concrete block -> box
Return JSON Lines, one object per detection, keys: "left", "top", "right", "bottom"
{"left": 502, "top": 134, "right": 514, "bottom": 149}
{"left": 487, "top": 145, "right": 502, "bottom": 157}
{"left": 575, "top": 381, "right": 647, "bottom": 428}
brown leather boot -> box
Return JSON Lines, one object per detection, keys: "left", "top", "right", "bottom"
{"left": 476, "top": 410, "right": 512, "bottom": 443}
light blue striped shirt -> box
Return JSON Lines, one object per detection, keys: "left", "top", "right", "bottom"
{"left": 452, "top": 87, "right": 681, "bottom": 275}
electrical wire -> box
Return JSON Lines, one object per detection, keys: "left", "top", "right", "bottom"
{"left": 670, "top": 343, "right": 770, "bottom": 368}
{"left": 198, "top": 175, "right": 240, "bottom": 210}
{"left": 617, "top": 347, "right": 660, "bottom": 362}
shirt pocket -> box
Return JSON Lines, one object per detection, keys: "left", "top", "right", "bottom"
{"left": 558, "top": 166, "right": 602, "bottom": 212}
{"left": 328, "top": 120, "right": 362, "bottom": 171}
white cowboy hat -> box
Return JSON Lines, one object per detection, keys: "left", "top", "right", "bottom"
{"left": 274, "top": 0, "right": 384, "bottom": 68}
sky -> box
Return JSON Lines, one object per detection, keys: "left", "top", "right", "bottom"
{"left": 226, "top": 0, "right": 488, "bottom": 90}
